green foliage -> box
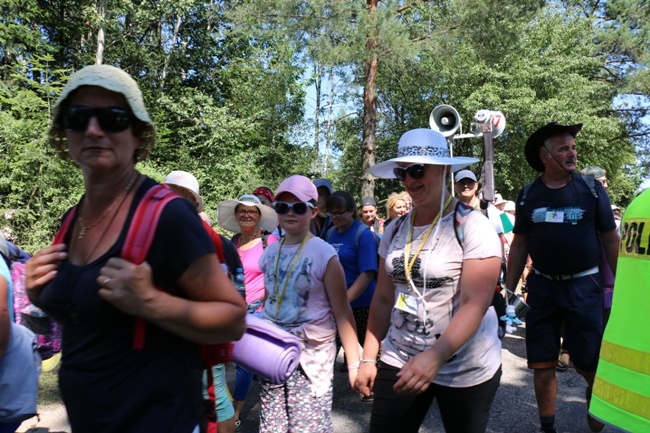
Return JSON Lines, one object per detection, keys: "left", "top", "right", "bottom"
{"left": 0, "top": 57, "right": 80, "bottom": 253}
{"left": 335, "top": 1, "right": 640, "bottom": 205}
{"left": 1, "top": 0, "right": 648, "bottom": 250}
{"left": 0, "top": 0, "right": 312, "bottom": 250}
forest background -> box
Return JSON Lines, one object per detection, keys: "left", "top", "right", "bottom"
{"left": 1, "top": 0, "right": 649, "bottom": 252}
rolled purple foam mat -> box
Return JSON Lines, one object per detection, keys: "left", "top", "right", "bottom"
{"left": 232, "top": 314, "right": 301, "bottom": 385}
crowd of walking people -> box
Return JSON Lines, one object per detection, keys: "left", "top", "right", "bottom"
{"left": 2, "top": 63, "right": 646, "bottom": 433}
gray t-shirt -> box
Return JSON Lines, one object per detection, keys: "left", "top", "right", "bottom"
{"left": 379, "top": 208, "right": 502, "bottom": 387}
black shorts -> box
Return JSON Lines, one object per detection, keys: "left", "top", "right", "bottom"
{"left": 525, "top": 272, "right": 604, "bottom": 372}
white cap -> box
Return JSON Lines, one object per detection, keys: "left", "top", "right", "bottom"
{"left": 163, "top": 170, "right": 204, "bottom": 212}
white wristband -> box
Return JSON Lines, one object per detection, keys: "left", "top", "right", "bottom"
{"left": 347, "top": 361, "right": 360, "bottom": 370}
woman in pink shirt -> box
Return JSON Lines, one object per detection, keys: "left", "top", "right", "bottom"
{"left": 217, "top": 194, "right": 278, "bottom": 430}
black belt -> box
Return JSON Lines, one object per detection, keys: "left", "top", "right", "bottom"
{"left": 532, "top": 266, "right": 599, "bottom": 281}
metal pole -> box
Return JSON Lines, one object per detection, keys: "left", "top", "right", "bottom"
{"left": 482, "top": 130, "right": 495, "bottom": 202}
{"left": 448, "top": 138, "right": 456, "bottom": 196}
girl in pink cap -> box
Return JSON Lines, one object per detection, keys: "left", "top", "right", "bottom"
{"left": 256, "top": 174, "right": 360, "bottom": 433}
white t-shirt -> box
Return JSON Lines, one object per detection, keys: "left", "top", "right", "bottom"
{"left": 379, "top": 207, "right": 502, "bottom": 387}
{"left": 484, "top": 203, "right": 505, "bottom": 234}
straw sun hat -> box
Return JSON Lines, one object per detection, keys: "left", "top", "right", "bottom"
{"left": 217, "top": 194, "right": 278, "bottom": 234}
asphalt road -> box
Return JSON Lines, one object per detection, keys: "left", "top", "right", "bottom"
{"left": 19, "top": 323, "right": 599, "bottom": 433}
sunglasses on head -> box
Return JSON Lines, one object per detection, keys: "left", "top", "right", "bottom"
{"left": 273, "top": 201, "right": 314, "bottom": 215}
{"left": 393, "top": 163, "right": 426, "bottom": 181}
{"left": 62, "top": 106, "right": 134, "bottom": 133}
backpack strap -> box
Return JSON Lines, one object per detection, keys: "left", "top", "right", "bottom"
{"left": 202, "top": 220, "right": 226, "bottom": 264}
{"left": 388, "top": 214, "right": 409, "bottom": 244}
{"left": 354, "top": 223, "right": 371, "bottom": 250}
{"left": 519, "top": 173, "right": 598, "bottom": 207}
{"left": 52, "top": 207, "right": 78, "bottom": 246}
{"left": 580, "top": 173, "right": 598, "bottom": 198}
{"left": 122, "top": 185, "right": 180, "bottom": 265}
{"left": 478, "top": 199, "right": 489, "bottom": 218}
{"left": 127, "top": 185, "right": 182, "bottom": 350}
{"left": 453, "top": 201, "right": 475, "bottom": 250}
{"left": 325, "top": 226, "right": 336, "bottom": 243}
{"left": 326, "top": 223, "right": 372, "bottom": 251}
{"left": 213, "top": 232, "right": 225, "bottom": 263}
{"left": 518, "top": 180, "right": 536, "bottom": 207}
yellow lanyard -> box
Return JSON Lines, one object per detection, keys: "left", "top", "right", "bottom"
{"left": 273, "top": 232, "right": 311, "bottom": 317}
{"left": 404, "top": 196, "right": 453, "bottom": 286}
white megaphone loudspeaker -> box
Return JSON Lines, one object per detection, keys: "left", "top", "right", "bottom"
{"left": 429, "top": 105, "right": 461, "bottom": 138}
{"left": 474, "top": 110, "right": 506, "bottom": 138}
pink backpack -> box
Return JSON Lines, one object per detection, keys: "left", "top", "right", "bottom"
{"left": 8, "top": 255, "right": 62, "bottom": 359}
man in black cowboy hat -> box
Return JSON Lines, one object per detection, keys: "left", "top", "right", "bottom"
{"left": 505, "top": 122, "right": 619, "bottom": 433}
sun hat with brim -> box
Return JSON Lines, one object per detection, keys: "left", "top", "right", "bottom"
{"left": 525, "top": 122, "right": 582, "bottom": 172}
{"left": 163, "top": 170, "right": 204, "bottom": 213}
{"left": 48, "top": 64, "right": 155, "bottom": 162}
{"left": 370, "top": 129, "right": 479, "bottom": 179}
{"left": 217, "top": 194, "right": 278, "bottom": 234}
{"left": 493, "top": 193, "right": 507, "bottom": 206}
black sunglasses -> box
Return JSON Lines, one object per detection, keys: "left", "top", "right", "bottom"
{"left": 326, "top": 210, "right": 350, "bottom": 218}
{"left": 393, "top": 164, "right": 426, "bottom": 181}
{"left": 62, "top": 106, "right": 134, "bottom": 133}
{"left": 273, "top": 201, "right": 314, "bottom": 215}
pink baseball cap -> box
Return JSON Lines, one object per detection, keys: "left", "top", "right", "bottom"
{"left": 275, "top": 175, "right": 318, "bottom": 203}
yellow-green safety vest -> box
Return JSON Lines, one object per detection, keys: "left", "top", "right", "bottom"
{"left": 590, "top": 189, "right": 650, "bottom": 432}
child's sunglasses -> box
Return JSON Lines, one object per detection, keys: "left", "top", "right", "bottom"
{"left": 393, "top": 164, "right": 426, "bottom": 181}
{"left": 62, "top": 106, "right": 134, "bottom": 133}
{"left": 273, "top": 201, "right": 314, "bottom": 215}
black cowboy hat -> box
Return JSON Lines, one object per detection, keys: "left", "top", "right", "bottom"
{"left": 525, "top": 122, "right": 583, "bottom": 172}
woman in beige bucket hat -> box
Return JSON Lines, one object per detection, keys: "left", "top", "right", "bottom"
{"left": 24, "top": 64, "right": 246, "bottom": 432}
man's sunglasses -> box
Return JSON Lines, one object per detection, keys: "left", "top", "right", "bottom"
{"left": 393, "top": 164, "right": 426, "bottom": 181}
{"left": 273, "top": 201, "right": 314, "bottom": 215}
{"left": 62, "top": 106, "right": 134, "bottom": 133}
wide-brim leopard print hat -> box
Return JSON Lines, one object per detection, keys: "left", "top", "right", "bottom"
{"left": 48, "top": 64, "right": 155, "bottom": 162}
{"left": 370, "top": 128, "right": 479, "bottom": 178}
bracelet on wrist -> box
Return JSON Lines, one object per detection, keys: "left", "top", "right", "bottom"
{"left": 361, "top": 358, "right": 377, "bottom": 364}
{"left": 347, "top": 361, "right": 360, "bottom": 370}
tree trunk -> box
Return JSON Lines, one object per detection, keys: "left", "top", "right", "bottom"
{"left": 161, "top": 14, "right": 182, "bottom": 89}
{"left": 361, "top": 0, "right": 379, "bottom": 199}
{"left": 313, "top": 62, "right": 322, "bottom": 175}
{"left": 95, "top": 0, "right": 106, "bottom": 65}
{"left": 325, "top": 67, "right": 335, "bottom": 174}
